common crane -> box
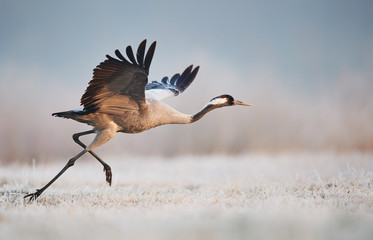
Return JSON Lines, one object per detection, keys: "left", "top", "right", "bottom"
{"left": 24, "top": 40, "right": 251, "bottom": 201}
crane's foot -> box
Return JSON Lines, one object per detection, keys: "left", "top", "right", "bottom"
{"left": 104, "top": 166, "right": 112, "bottom": 186}
{"left": 24, "top": 189, "right": 42, "bottom": 203}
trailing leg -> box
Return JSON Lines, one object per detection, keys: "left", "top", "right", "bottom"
{"left": 24, "top": 149, "right": 87, "bottom": 202}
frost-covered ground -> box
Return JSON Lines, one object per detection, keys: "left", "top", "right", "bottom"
{"left": 1, "top": 153, "right": 372, "bottom": 240}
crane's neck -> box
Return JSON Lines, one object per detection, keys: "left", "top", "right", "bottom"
{"left": 169, "top": 103, "right": 221, "bottom": 124}
{"left": 190, "top": 103, "right": 221, "bottom": 123}
{"left": 147, "top": 100, "right": 222, "bottom": 126}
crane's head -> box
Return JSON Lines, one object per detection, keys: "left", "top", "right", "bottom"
{"left": 209, "top": 94, "right": 252, "bottom": 107}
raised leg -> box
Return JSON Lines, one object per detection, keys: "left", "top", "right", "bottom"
{"left": 24, "top": 149, "right": 87, "bottom": 202}
{"left": 72, "top": 130, "right": 112, "bottom": 185}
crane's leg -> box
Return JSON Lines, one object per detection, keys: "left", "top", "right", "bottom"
{"left": 72, "top": 130, "right": 112, "bottom": 185}
{"left": 24, "top": 128, "right": 116, "bottom": 202}
{"left": 24, "top": 149, "right": 87, "bottom": 202}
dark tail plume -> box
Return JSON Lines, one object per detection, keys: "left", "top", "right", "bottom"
{"left": 52, "top": 110, "right": 85, "bottom": 119}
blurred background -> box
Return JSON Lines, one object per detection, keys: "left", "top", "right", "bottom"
{"left": 1, "top": 0, "right": 372, "bottom": 163}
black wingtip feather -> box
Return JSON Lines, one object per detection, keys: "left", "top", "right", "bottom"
{"left": 144, "top": 41, "right": 156, "bottom": 73}
{"left": 126, "top": 46, "right": 137, "bottom": 64}
{"left": 177, "top": 65, "right": 199, "bottom": 91}
{"left": 170, "top": 74, "right": 180, "bottom": 85}
{"left": 161, "top": 76, "right": 169, "bottom": 84}
{"left": 105, "top": 54, "right": 122, "bottom": 63}
{"left": 190, "top": 66, "right": 200, "bottom": 81}
{"left": 120, "top": 40, "right": 156, "bottom": 74}
{"left": 136, "top": 40, "right": 146, "bottom": 67}
{"left": 115, "top": 49, "right": 126, "bottom": 61}
{"left": 177, "top": 65, "right": 193, "bottom": 89}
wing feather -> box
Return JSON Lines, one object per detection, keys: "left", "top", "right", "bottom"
{"left": 126, "top": 46, "right": 137, "bottom": 64}
{"left": 144, "top": 42, "right": 156, "bottom": 74}
{"left": 145, "top": 65, "right": 199, "bottom": 101}
{"left": 170, "top": 74, "right": 180, "bottom": 85}
{"left": 136, "top": 40, "right": 146, "bottom": 67}
{"left": 161, "top": 76, "right": 168, "bottom": 84}
{"left": 81, "top": 40, "right": 156, "bottom": 114}
{"left": 114, "top": 49, "right": 128, "bottom": 63}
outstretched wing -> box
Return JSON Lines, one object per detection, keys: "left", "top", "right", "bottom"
{"left": 145, "top": 65, "right": 199, "bottom": 101}
{"left": 81, "top": 40, "right": 156, "bottom": 115}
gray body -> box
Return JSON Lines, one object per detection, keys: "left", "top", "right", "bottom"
{"left": 69, "top": 100, "right": 194, "bottom": 150}
{"left": 91, "top": 100, "right": 191, "bottom": 133}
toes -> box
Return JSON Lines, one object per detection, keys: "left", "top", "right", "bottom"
{"left": 105, "top": 169, "right": 112, "bottom": 186}
{"left": 24, "top": 193, "right": 36, "bottom": 203}
{"left": 24, "top": 189, "right": 41, "bottom": 203}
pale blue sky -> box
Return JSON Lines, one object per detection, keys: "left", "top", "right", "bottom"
{"left": 1, "top": 0, "right": 372, "bottom": 92}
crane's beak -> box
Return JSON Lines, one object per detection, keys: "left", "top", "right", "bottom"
{"left": 234, "top": 100, "right": 252, "bottom": 106}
